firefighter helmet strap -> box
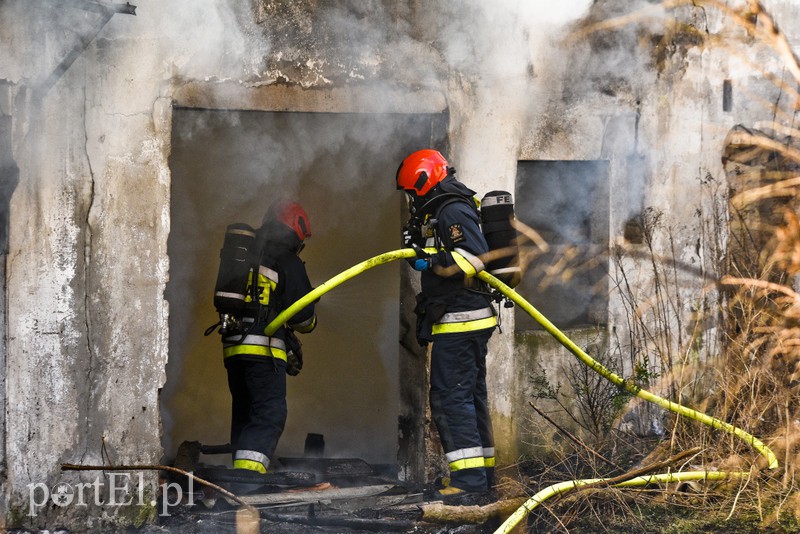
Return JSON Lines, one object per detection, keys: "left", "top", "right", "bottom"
{"left": 413, "top": 171, "right": 429, "bottom": 193}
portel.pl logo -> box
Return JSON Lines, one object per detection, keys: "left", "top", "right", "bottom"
{"left": 27, "top": 472, "right": 194, "bottom": 517}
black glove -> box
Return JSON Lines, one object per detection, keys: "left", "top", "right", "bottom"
{"left": 414, "top": 244, "right": 435, "bottom": 271}
{"left": 402, "top": 219, "right": 424, "bottom": 248}
{"left": 285, "top": 330, "right": 303, "bottom": 376}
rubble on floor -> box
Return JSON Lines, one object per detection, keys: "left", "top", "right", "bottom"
{"left": 140, "top": 440, "right": 503, "bottom": 533}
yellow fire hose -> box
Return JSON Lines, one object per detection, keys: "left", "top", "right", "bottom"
{"left": 496, "top": 471, "right": 746, "bottom": 534}
{"left": 264, "top": 248, "right": 418, "bottom": 336}
{"left": 472, "top": 266, "right": 778, "bottom": 470}
{"left": 263, "top": 248, "right": 777, "bottom": 531}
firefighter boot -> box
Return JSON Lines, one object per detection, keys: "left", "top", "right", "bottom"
{"left": 433, "top": 485, "right": 492, "bottom": 506}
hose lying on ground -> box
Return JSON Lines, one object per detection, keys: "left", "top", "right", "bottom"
{"left": 494, "top": 471, "right": 746, "bottom": 534}
{"left": 264, "top": 248, "right": 778, "bottom": 530}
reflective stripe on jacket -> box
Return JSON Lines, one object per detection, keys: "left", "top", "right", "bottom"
{"left": 432, "top": 306, "right": 497, "bottom": 335}
{"left": 289, "top": 314, "right": 316, "bottom": 334}
{"left": 244, "top": 265, "right": 279, "bottom": 306}
{"left": 223, "top": 334, "right": 287, "bottom": 361}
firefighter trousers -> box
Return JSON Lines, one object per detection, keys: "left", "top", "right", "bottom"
{"left": 429, "top": 328, "right": 494, "bottom": 492}
{"left": 226, "top": 358, "right": 288, "bottom": 472}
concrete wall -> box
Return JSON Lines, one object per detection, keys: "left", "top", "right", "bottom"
{"left": 0, "top": 1, "right": 178, "bottom": 527}
{"left": 0, "top": 0, "right": 797, "bottom": 529}
{"left": 0, "top": 2, "right": 173, "bottom": 527}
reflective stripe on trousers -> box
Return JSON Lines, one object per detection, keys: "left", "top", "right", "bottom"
{"left": 233, "top": 449, "right": 269, "bottom": 473}
{"left": 446, "top": 446, "right": 485, "bottom": 471}
{"left": 483, "top": 446, "right": 496, "bottom": 467}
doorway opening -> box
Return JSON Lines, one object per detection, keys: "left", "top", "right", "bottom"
{"left": 0, "top": 103, "right": 19, "bottom": 476}
{"left": 162, "top": 109, "right": 445, "bottom": 477}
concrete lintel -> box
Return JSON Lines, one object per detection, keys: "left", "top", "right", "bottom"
{"left": 172, "top": 81, "right": 448, "bottom": 115}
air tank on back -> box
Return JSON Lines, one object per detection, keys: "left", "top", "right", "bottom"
{"left": 480, "top": 190, "right": 522, "bottom": 288}
{"left": 213, "top": 223, "right": 257, "bottom": 334}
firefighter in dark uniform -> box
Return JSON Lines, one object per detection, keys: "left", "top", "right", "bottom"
{"left": 223, "top": 200, "right": 317, "bottom": 474}
{"left": 396, "top": 149, "right": 497, "bottom": 502}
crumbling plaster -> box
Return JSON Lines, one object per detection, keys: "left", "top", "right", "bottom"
{"left": 1, "top": 2, "right": 182, "bottom": 527}
{"left": 2, "top": 37, "right": 172, "bottom": 533}
{"left": 2, "top": 0, "right": 797, "bottom": 529}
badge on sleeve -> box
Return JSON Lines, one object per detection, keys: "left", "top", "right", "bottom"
{"left": 448, "top": 223, "right": 465, "bottom": 243}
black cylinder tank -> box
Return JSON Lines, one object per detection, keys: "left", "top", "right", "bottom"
{"left": 213, "top": 223, "right": 257, "bottom": 316}
{"left": 480, "top": 191, "right": 521, "bottom": 288}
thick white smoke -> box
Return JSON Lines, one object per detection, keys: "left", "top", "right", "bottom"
{"left": 157, "top": 0, "right": 595, "bottom": 463}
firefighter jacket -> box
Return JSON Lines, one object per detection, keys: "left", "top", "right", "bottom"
{"left": 222, "top": 241, "right": 316, "bottom": 365}
{"left": 414, "top": 181, "right": 497, "bottom": 343}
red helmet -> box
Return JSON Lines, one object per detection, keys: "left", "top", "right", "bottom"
{"left": 265, "top": 200, "right": 312, "bottom": 242}
{"left": 396, "top": 149, "right": 449, "bottom": 197}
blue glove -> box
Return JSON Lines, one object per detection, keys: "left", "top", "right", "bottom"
{"left": 413, "top": 258, "right": 430, "bottom": 271}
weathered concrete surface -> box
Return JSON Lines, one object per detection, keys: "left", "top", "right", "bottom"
{"left": 0, "top": 1, "right": 456, "bottom": 528}
{"left": 1, "top": 0, "right": 797, "bottom": 530}
{"left": 1, "top": 1, "right": 182, "bottom": 528}
{"left": 2, "top": 22, "right": 170, "bottom": 534}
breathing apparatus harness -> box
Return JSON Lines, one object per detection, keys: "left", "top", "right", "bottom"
{"left": 205, "top": 222, "right": 306, "bottom": 375}
{"left": 404, "top": 189, "right": 522, "bottom": 311}
{"left": 204, "top": 223, "right": 278, "bottom": 339}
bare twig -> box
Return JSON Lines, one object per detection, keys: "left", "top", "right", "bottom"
{"left": 720, "top": 275, "right": 800, "bottom": 304}
{"left": 571, "top": 447, "right": 704, "bottom": 495}
{"left": 530, "top": 402, "right": 623, "bottom": 471}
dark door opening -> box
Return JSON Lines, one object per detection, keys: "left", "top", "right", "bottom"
{"left": 162, "top": 109, "right": 445, "bottom": 474}
{"left": 0, "top": 109, "right": 19, "bottom": 476}
{"left": 515, "top": 160, "right": 609, "bottom": 330}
